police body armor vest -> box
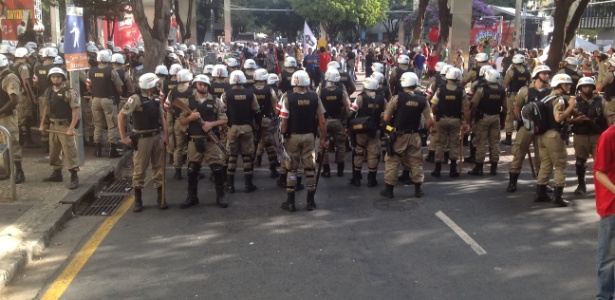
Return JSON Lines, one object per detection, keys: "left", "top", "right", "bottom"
{"left": 357, "top": 92, "right": 385, "bottom": 135}
{"left": 288, "top": 91, "right": 318, "bottom": 135}
{"left": 0, "top": 70, "right": 14, "bottom": 109}
{"left": 573, "top": 96, "right": 608, "bottom": 135}
{"left": 35, "top": 63, "right": 54, "bottom": 95}
{"left": 436, "top": 86, "right": 464, "bottom": 118}
{"left": 435, "top": 76, "right": 447, "bottom": 91}
{"left": 339, "top": 71, "right": 352, "bottom": 94}
{"left": 479, "top": 84, "right": 506, "bottom": 115}
{"left": 244, "top": 73, "right": 255, "bottom": 89}
{"left": 163, "top": 79, "right": 178, "bottom": 97}
{"left": 170, "top": 86, "right": 193, "bottom": 118}
{"left": 280, "top": 70, "right": 293, "bottom": 94}
{"left": 545, "top": 96, "right": 564, "bottom": 132}
{"left": 393, "top": 67, "right": 406, "bottom": 94}
{"left": 88, "top": 65, "right": 114, "bottom": 98}
{"left": 115, "top": 68, "right": 129, "bottom": 97}
{"left": 253, "top": 85, "right": 274, "bottom": 117}
{"left": 393, "top": 92, "right": 426, "bottom": 132}
{"left": 211, "top": 81, "right": 230, "bottom": 99}
{"left": 132, "top": 95, "right": 161, "bottom": 130}
{"left": 225, "top": 88, "right": 254, "bottom": 126}
{"left": 187, "top": 96, "right": 218, "bottom": 136}
{"left": 49, "top": 87, "right": 73, "bottom": 122}
{"left": 508, "top": 66, "right": 530, "bottom": 93}
{"left": 564, "top": 67, "right": 581, "bottom": 95}
{"left": 527, "top": 87, "right": 552, "bottom": 103}
{"left": 12, "top": 61, "right": 32, "bottom": 89}
{"left": 320, "top": 86, "right": 344, "bottom": 118}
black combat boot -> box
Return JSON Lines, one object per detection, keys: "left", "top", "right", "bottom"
{"left": 533, "top": 185, "right": 552, "bottom": 202}
{"left": 507, "top": 173, "right": 519, "bottom": 193}
{"left": 380, "top": 184, "right": 394, "bottom": 198}
{"left": 463, "top": 133, "right": 470, "bottom": 146}
{"left": 133, "top": 188, "right": 143, "bottom": 212}
{"left": 173, "top": 168, "right": 182, "bottom": 180}
{"left": 415, "top": 183, "right": 424, "bottom": 198}
{"left": 23, "top": 126, "right": 40, "bottom": 148}
{"left": 398, "top": 170, "right": 411, "bottom": 184}
{"left": 168, "top": 154, "right": 174, "bottom": 165}
{"left": 213, "top": 168, "right": 228, "bottom": 208}
{"left": 69, "top": 169, "right": 79, "bottom": 190}
{"left": 277, "top": 172, "right": 287, "bottom": 188}
{"left": 225, "top": 174, "right": 235, "bottom": 193}
{"left": 157, "top": 187, "right": 168, "bottom": 209}
{"left": 281, "top": 192, "right": 296, "bottom": 212}
{"left": 14, "top": 161, "right": 24, "bottom": 184}
{"left": 180, "top": 166, "right": 200, "bottom": 209}
{"left": 270, "top": 163, "right": 279, "bottom": 178}
{"left": 443, "top": 151, "right": 450, "bottom": 165}
{"left": 306, "top": 191, "right": 316, "bottom": 211}
{"left": 85, "top": 136, "right": 95, "bottom": 147}
{"left": 449, "top": 160, "right": 459, "bottom": 178}
{"left": 322, "top": 164, "right": 331, "bottom": 178}
{"left": 431, "top": 162, "right": 442, "bottom": 178}
{"left": 501, "top": 133, "right": 512, "bottom": 145}
{"left": 94, "top": 143, "right": 102, "bottom": 157}
{"left": 244, "top": 174, "right": 257, "bottom": 192}
{"left": 552, "top": 186, "right": 570, "bottom": 207}
{"left": 43, "top": 169, "right": 63, "bottom": 182}
{"left": 464, "top": 147, "right": 476, "bottom": 164}
{"left": 41, "top": 140, "right": 49, "bottom": 154}
{"left": 425, "top": 150, "right": 435, "bottom": 163}
{"left": 367, "top": 171, "right": 378, "bottom": 187}
{"left": 295, "top": 176, "right": 304, "bottom": 191}
{"left": 109, "top": 144, "right": 121, "bottom": 158}
{"left": 574, "top": 159, "right": 587, "bottom": 195}
{"left": 337, "top": 163, "right": 345, "bottom": 177}
{"left": 255, "top": 155, "right": 262, "bottom": 167}
{"left": 490, "top": 162, "right": 498, "bottom": 175}
{"left": 350, "top": 170, "right": 362, "bottom": 186}
{"left": 468, "top": 163, "right": 483, "bottom": 176}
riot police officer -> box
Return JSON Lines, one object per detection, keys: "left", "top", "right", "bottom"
{"left": 0, "top": 54, "right": 25, "bottom": 183}
{"left": 33, "top": 47, "right": 58, "bottom": 153}
{"left": 468, "top": 68, "right": 506, "bottom": 176}
{"left": 318, "top": 67, "right": 351, "bottom": 178}
{"left": 87, "top": 50, "right": 123, "bottom": 158}
{"left": 13, "top": 47, "right": 39, "bottom": 148}
{"left": 389, "top": 55, "right": 411, "bottom": 96}
{"left": 243, "top": 59, "right": 257, "bottom": 90}
{"left": 424, "top": 64, "right": 451, "bottom": 163}
{"left": 460, "top": 52, "right": 489, "bottom": 88}
{"left": 279, "top": 70, "right": 328, "bottom": 212}
{"left": 279, "top": 57, "right": 298, "bottom": 94}
{"left": 251, "top": 68, "right": 280, "bottom": 177}
{"left": 119, "top": 73, "right": 169, "bottom": 212}
{"left": 178, "top": 74, "right": 228, "bottom": 209}
{"left": 569, "top": 77, "right": 613, "bottom": 194}
{"left": 348, "top": 77, "right": 385, "bottom": 187}
{"left": 221, "top": 70, "right": 262, "bottom": 193}
{"left": 502, "top": 54, "right": 530, "bottom": 145}
{"left": 166, "top": 69, "right": 194, "bottom": 180}
{"left": 381, "top": 72, "right": 434, "bottom": 198}
{"left": 38, "top": 67, "right": 80, "bottom": 189}
{"left": 210, "top": 64, "right": 231, "bottom": 99}
{"left": 557, "top": 57, "right": 582, "bottom": 95}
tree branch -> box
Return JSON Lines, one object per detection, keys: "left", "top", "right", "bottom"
{"left": 564, "top": 0, "right": 590, "bottom": 45}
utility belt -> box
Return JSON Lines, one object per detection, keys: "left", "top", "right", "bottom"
{"left": 477, "top": 112, "right": 500, "bottom": 120}
{"left": 395, "top": 129, "right": 420, "bottom": 136}
{"left": 435, "top": 115, "right": 461, "bottom": 121}
{"left": 49, "top": 118, "right": 70, "bottom": 125}
{"left": 132, "top": 130, "right": 159, "bottom": 138}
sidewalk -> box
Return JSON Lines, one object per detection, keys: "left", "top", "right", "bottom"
{"left": 0, "top": 134, "right": 130, "bottom": 291}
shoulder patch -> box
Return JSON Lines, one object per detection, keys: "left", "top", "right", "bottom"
{"left": 558, "top": 98, "right": 565, "bottom": 105}
{"left": 128, "top": 98, "right": 134, "bottom": 104}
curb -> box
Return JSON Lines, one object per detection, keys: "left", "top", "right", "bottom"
{"left": 0, "top": 151, "right": 131, "bottom": 291}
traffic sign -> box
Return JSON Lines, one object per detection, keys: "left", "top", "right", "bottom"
{"left": 64, "top": 7, "right": 88, "bottom": 71}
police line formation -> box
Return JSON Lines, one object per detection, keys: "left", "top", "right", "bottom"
{"left": 0, "top": 41, "right": 612, "bottom": 213}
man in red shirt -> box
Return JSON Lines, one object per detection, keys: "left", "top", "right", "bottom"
{"left": 595, "top": 124, "right": 615, "bottom": 300}
{"left": 318, "top": 46, "right": 331, "bottom": 83}
{"left": 426, "top": 51, "right": 440, "bottom": 78}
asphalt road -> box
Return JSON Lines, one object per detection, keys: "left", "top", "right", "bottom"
{"left": 6, "top": 153, "right": 600, "bottom": 300}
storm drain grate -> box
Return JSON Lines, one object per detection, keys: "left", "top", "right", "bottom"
{"left": 80, "top": 178, "right": 132, "bottom": 216}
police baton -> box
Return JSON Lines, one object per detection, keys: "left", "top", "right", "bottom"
{"left": 314, "top": 148, "right": 326, "bottom": 193}
{"left": 172, "top": 98, "right": 230, "bottom": 156}
{"left": 527, "top": 150, "right": 537, "bottom": 179}
{"left": 162, "top": 149, "right": 167, "bottom": 207}
{"left": 45, "top": 129, "right": 83, "bottom": 136}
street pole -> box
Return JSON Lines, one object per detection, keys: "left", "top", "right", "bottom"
{"left": 50, "top": 2, "right": 61, "bottom": 44}
{"left": 224, "top": 0, "right": 231, "bottom": 45}
{"left": 210, "top": 6, "right": 214, "bottom": 42}
{"left": 65, "top": 0, "right": 85, "bottom": 166}
{"left": 499, "top": 16, "right": 503, "bottom": 47}
{"left": 514, "top": 0, "right": 522, "bottom": 48}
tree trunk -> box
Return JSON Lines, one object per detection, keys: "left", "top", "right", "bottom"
{"left": 436, "top": 0, "right": 451, "bottom": 53}
{"left": 410, "top": 0, "right": 429, "bottom": 49}
{"left": 564, "top": 0, "right": 590, "bottom": 45}
{"left": 132, "top": 0, "right": 171, "bottom": 73}
{"left": 545, "top": 0, "right": 575, "bottom": 72}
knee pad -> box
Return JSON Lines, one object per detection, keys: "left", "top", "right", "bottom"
{"left": 187, "top": 162, "right": 201, "bottom": 174}
{"left": 575, "top": 158, "right": 587, "bottom": 168}
{"left": 210, "top": 163, "right": 224, "bottom": 173}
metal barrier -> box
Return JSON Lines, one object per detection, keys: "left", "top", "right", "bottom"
{"left": 0, "top": 125, "right": 16, "bottom": 200}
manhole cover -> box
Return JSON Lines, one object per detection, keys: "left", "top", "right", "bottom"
{"left": 373, "top": 199, "right": 419, "bottom": 211}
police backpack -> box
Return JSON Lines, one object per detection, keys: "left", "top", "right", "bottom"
{"left": 521, "top": 95, "right": 556, "bottom": 135}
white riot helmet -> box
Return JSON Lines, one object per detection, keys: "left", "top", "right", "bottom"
{"left": 253, "top": 68, "right": 268, "bottom": 81}
{"left": 564, "top": 57, "right": 578, "bottom": 66}
{"left": 475, "top": 53, "right": 489, "bottom": 63}
{"left": 96, "top": 50, "right": 111, "bottom": 62}
{"left": 226, "top": 57, "right": 240, "bottom": 67}
{"left": 229, "top": 70, "right": 247, "bottom": 84}
{"left": 176, "top": 50, "right": 185, "bottom": 57}
{"left": 576, "top": 76, "right": 596, "bottom": 90}
{"left": 111, "top": 53, "right": 125, "bottom": 64}
{"left": 435, "top": 62, "right": 446, "bottom": 72}
{"left": 168, "top": 53, "right": 179, "bottom": 61}
{"left": 155, "top": 65, "right": 169, "bottom": 76}
{"left": 0, "top": 44, "right": 11, "bottom": 55}
{"left": 440, "top": 64, "right": 452, "bottom": 76}
{"left": 169, "top": 64, "right": 183, "bottom": 76}
{"left": 446, "top": 67, "right": 462, "bottom": 81}
{"left": 484, "top": 68, "right": 501, "bottom": 84}
{"left": 192, "top": 74, "right": 211, "bottom": 87}
{"left": 137, "top": 46, "right": 144, "bottom": 52}
{"left": 327, "top": 61, "right": 341, "bottom": 70}
{"left": 166, "top": 46, "right": 174, "bottom": 53}
{"left": 188, "top": 45, "right": 196, "bottom": 52}
{"left": 550, "top": 73, "right": 573, "bottom": 88}
{"left": 325, "top": 68, "right": 341, "bottom": 83}
{"left": 212, "top": 64, "right": 229, "bottom": 78}
{"left": 139, "top": 73, "right": 159, "bottom": 90}
{"left": 14, "top": 47, "right": 28, "bottom": 58}
{"left": 479, "top": 65, "right": 494, "bottom": 77}
{"left": 243, "top": 59, "right": 257, "bottom": 70}
{"left": 397, "top": 55, "right": 410, "bottom": 65}
{"left": 400, "top": 72, "right": 419, "bottom": 88}
{"left": 53, "top": 56, "right": 64, "bottom": 65}
{"left": 176, "top": 69, "right": 194, "bottom": 83}
{"left": 47, "top": 67, "right": 66, "bottom": 79}
{"left": 87, "top": 44, "right": 99, "bottom": 54}
{"left": 371, "top": 62, "right": 384, "bottom": 73}
{"left": 45, "top": 47, "right": 58, "bottom": 58}
{"left": 512, "top": 54, "right": 525, "bottom": 64}
{"left": 203, "top": 64, "right": 214, "bottom": 75}
{"left": 267, "top": 74, "right": 279, "bottom": 85}
{"left": 0, "top": 54, "right": 8, "bottom": 68}
{"left": 112, "top": 46, "right": 122, "bottom": 53}
{"left": 179, "top": 44, "right": 188, "bottom": 52}
{"left": 531, "top": 65, "right": 551, "bottom": 79}
{"left": 363, "top": 77, "right": 379, "bottom": 90}
{"left": 284, "top": 57, "right": 297, "bottom": 68}
{"left": 25, "top": 42, "right": 37, "bottom": 51}
{"left": 370, "top": 71, "right": 384, "bottom": 84}
{"left": 291, "top": 70, "right": 310, "bottom": 87}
